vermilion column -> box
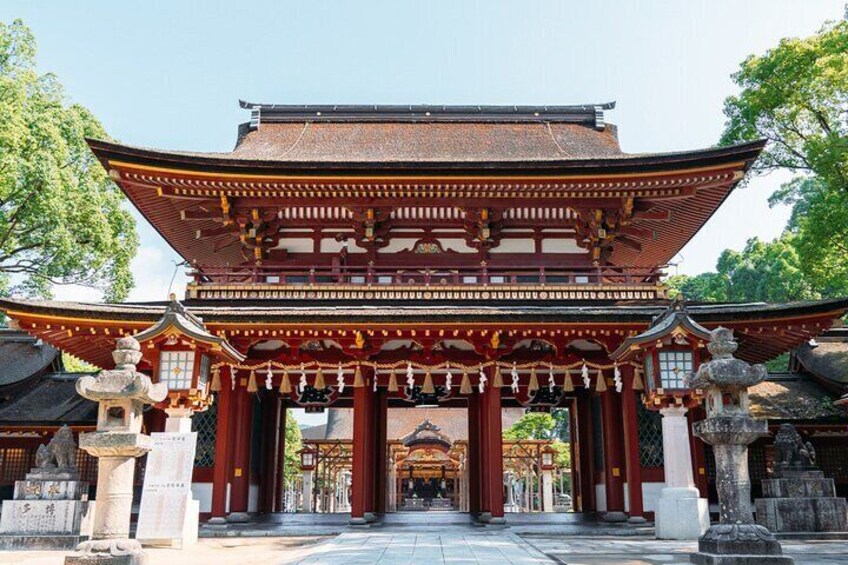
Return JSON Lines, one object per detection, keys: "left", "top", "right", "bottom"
{"left": 274, "top": 399, "right": 287, "bottom": 512}
{"left": 467, "top": 394, "right": 481, "bottom": 515}
{"left": 481, "top": 378, "right": 505, "bottom": 523}
{"left": 228, "top": 380, "right": 253, "bottom": 521}
{"left": 576, "top": 392, "right": 596, "bottom": 512}
{"left": 209, "top": 366, "right": 232, "bottom": 522}
{"left": 259, "top": 389, "right": 278, "bottom": 513}
{"left": 350, "top": 378, "right": 374, "bottom": 524}
{"left": 373, "top": 387, "right": 388, "bottom": 514}
{"left": 621, "top": 367, "right": 646, "bottom": 523}
{"left": 601, "top": 385, "right": 627, "bottom": 521}
{"left": 688, "top": 406, "right": 709, "bottom": 497}
{"left": 478, "top": 384, "right": 491, "bottom": 516}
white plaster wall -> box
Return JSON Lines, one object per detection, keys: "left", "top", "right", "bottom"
{"left": 439, "top": 238, "right": 475, "bottom": 253}
{"left": 274, "top": 238, "right": 314, "bottom": 253}
{"left": 191, "top": 482, "right": 213, "bottom": 513}
{"left": 320, "top": 238, "right": 367, "bottom": 254}
{"left": 595, "top": 484, "right": 607, "bottom": 512}
{"left": 541, "top": 238, "right": 585, "bottom": 254}
{"left": 490, "top": 239, "right": 535, "bottom": 253}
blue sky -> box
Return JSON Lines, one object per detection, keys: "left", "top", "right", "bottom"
{"left": 1, "top": 1, "right": 844, "bottom": 302}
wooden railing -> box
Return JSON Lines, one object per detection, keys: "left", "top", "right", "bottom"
{"left": 190, "top": 264, "right": 665, "bottom": 288}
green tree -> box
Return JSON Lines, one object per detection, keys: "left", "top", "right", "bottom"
{"left": 720, "top": 16, "right": 848, "bottom": 295}
{"left": 0, "top": 20, "right": 137, "bottom": 300}
{"left": 503, "top": 412, "right": 557, "bottom": 440}
{"left": 283, "top": 409, "right": 303, "bottom": 483}
{"left": 667, "top": 234, "right": 819, "bottom": 303}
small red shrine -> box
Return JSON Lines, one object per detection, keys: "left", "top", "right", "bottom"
{"left": 1, "top": 102, "right": 846, "bottom": 526}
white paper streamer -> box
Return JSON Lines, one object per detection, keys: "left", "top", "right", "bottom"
{"left": 265, "top": 361, "right": 273, "bottom": 390}
{"left": 336, "top": 363, "right": 345, "bottom": 393}
{"left": 231, "top": 366, "right": 236, "bottom": 391}
{"left": 445, "top": 364, "right": 453, "bottom": 390}
{"left": 613, "top": 364, "right": 623, "bottom": 393}
{"left": 298, "top": 364, "right": 307, "bottom": 394}
{"left": 548, "top": 366, "right": 556, "bottom": 392}
{"left": 406, "top": 362, "right": 415, "bottom": 391}
{"left": 510, "top": 363, "right": 520, "bottom": 394}
{"left": 478, "top": 366, "right": 487, "bottom": 393}
{"left": 581, "top": 363, "right": 590, "bottom": 388}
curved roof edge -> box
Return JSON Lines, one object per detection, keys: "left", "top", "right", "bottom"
{"left": 86, "top": 137, "right": 766, "bottom": 176}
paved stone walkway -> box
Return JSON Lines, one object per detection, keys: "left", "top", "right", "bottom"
{"left": 283, "top": 532, "right": 551, "bottom": 564}
{"left": 522, "top": 536, "right": 848, "bottom": 565}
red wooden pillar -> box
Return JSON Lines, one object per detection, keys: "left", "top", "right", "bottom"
{"left": 228, "top": 380, "right": 253, "bottom": 519}
{"left": 601, "top": 384, "right": 626, "bottom": 521}
{"left": 481, "top": 378, "right": 505, "bottom": 522}
{"left": 478, "top": 383, "right": 491, "bottom": 515}
{"left": 210, "top": 366, "right": 232, "bottom": 521}
{"left": 568, "top": 398, "right": 581, "bottom": 512}
{"left": 373, "top": 387, "right": 388, "bottom": 514}
{"left": 621, "top": 366, "right": 645, "bottom": 522}
{"left": 576, "top": 392, "right": 596, "bottom": 512}
{"left": 467, "top": 394, "right": 481, "bottom": 515}
{"left": 274, "top": 398, "right": 288, "bottom": 512}
{"left": 689, "top": 406, "right": 709, "bottom": 497}
{"left": 350, "top": 376, "right": 374, "bottom": 524}
{"left": 259, "top": 390, "right": 278, "bottom": 513}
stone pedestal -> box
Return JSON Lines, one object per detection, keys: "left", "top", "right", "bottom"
{"left": 756, "top": 470, "right": 848, "bottom": 533}
{"left": 0, "top": 469, "right": 94, "bottom": 550}
{"left": 541, "top": 470, "right": 554, "bottom": 513}
{"left": 301, "top": 470, "right": 313, "bottom": 513}
{"left": 655, "top": 407, "right": 709, "bottom": 539}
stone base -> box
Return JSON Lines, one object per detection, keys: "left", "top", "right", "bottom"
{"left": 656, "top": 489, "right": 710, "bottom": 540}
{"left": 627, "top": 516, "right": 648, "bottom": 524}
{"left": 225, "top": 512, "right": 250, "bottom": 523}
{"left": 602, "top": 511, "right": 628, "bottom": 522}
{"left": 690, "top": 524, "right": 794, "bottom": 565}
{"left": 65, "top": 539, "right": 148, "bottom": 565}
{"left": 348, "top": 517, "right": 370, "bottom": 526}
{"left": 756, "top": 496, "right": 847, "bottom": 532}
{"left": 0, "top": 534, "right": 87, "bottom": 550}
{"left": 0, "top": 499, "right": 94, "bottom": 537}
{"left": 26, "top": 468, "right": 79, "bottom": 482}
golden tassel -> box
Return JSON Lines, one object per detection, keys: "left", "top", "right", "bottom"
{"left": 247, "top": 370, "right": 258, "bottom": 393}
{"left": 595, "top": 369, "right": 607, "bottom": 392}
{"left": 210, "top": 366, "right": 221, "bottom": 392}
{"left": 422, "top": 369, "right": 435, "bottom": 394}
{"left": 493, "top": 365, "right": 504, "bottom": 388}
{"left": 353, "top": 365, "right": 364, "bottom": 388}
{"left": 314, "top": 367, "right": 326, "bottom": 390}
{"left": 279, "top": 370, "right": 292, "bottom": 394}
{"left": 562, "top": 371, "right": 574, "bottom": 392}
{"left": 632, "top": 368, "right": 644, "bottom": 391}
{"left": 528, "top": 367, "right": 539, "bottom": 392}
{"left": 388, "top": 369, "right": 399, "bottom": 392}
{"left": 460, "top": 371, "right": 472, "bottom": 394}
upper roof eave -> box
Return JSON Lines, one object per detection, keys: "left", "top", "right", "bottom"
{"left": 86, "top": 137, "right": 767, "bottom": 177}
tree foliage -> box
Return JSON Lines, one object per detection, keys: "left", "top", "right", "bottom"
{"left": 0, "top": 20, "right": 137, "bottom": 300}
{"left": 503, "top": 412, "right": 557, "bottom": 440}
{"left": 283, "top": 409, "right": 303, "bottom": 483}
{"left": 667, "top": 234, "right": 820, "bottom": 302}
{"left": 719, "top": 16, "right": 848, "bottom": 295}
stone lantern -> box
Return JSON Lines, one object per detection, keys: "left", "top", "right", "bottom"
{"left": 540, "top": 444, "right": 556, "bottom": 513}
{"left": 689, "top": 328, "right": 793, "bottom": 565}
{"left": 134, "top": 295, "right": 243, "bottom": 432}
{"left": 611, "top": 300, "right": 710, "bottom": 539}
{"left": 299, "top": 447, "right": 317, "bottom": 512}
{"left": 65, "top": 336, "right": 168, "bottom": 565}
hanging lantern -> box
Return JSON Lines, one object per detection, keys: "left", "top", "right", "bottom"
{"left": 540, "top": 445, "right": 556, "bottom": 471}
{"left": 299, "top": 447, "right": 317, "bottom": 471}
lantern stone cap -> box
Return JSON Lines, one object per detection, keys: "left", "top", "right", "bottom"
{"left": 134, "top": 295, "right": 244, "bottom": 364}
{"left": 689, "top": 327, "right": 767, "bottom": 390}
{"left": 76, "top": 336, "right": 168, "bottom": 403}
{"left": 611, "top": 298, "right": 712, "bottom": 361}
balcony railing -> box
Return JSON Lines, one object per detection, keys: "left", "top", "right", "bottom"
{"left": 190, "top": 264, "right": 664, "bottom": 288}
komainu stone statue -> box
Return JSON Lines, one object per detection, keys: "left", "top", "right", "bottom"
{"left": 755, "top": 423, "right": 847, "bottom": 533}
{"left": 30, "top": 425, "right": 79, "bottom": 481}
{"left": 773, "top": 423, "right": 816, "bottom": 474}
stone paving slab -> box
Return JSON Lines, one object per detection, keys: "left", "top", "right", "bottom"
{"left": 521, "top": 536, "right": 848, "bottom": 565}
{"left": 284, "top": 532, "right": 552, "bottom": 564}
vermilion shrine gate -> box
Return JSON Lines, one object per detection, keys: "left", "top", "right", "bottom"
{"left": 2, "top": 103, "right": 846, "bottom": 528}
